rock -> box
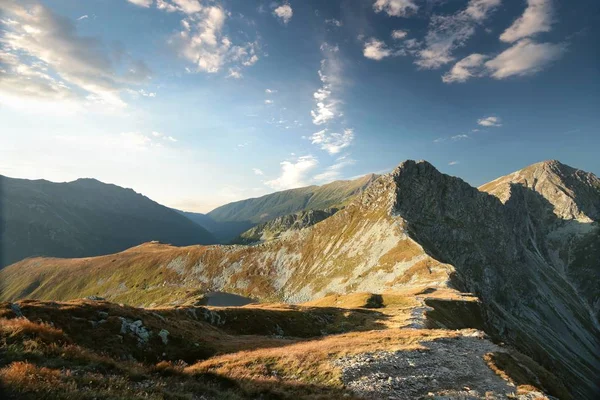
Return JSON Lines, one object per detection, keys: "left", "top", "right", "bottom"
{"left": 97, "top": 311, "right": 109, "bottom": 319}
{"left": 86, "top": 295, "right": 105, "bottom": 301}
{"left": 119, "top": 317, "right": 151, "bottom": 345}
{"left": 158, "top": 329, "right": 169, "bottom": 345}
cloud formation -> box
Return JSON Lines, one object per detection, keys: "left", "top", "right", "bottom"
{"left": 477, "top": 116, "right": 502, "bottom": 127}
{"left": 500, "top": 0, "right": 553, "bottom": 43}
{"left": 416, "top": 0, "right": 501, "bottom": 69}
{"left": 127, "top": 0, "right": 153, "bottom": 8}
{"left": 310, "top": 129, "right": 354, "bottom": 155}
{"left": 373, "top": 0, "right": 418, "bottom": 17}
{"left": 273, "top": 4, "right": 293, "bottom": 24}
{"left": 0, "top": 0, "right": 151, "bottom": 107}
{"left": 363, "top": 38, "right": 392, "bottom": 60}
{"left": 311, "top": 44, "right": 343, "bottom": 125}
{"left": 265, "top": 155, "right": 318, "bottom": 190}
{"left": 314, "top": 155, "right": 355, "bottom": 182}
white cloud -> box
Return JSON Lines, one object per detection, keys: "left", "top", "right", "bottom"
{"left": 0, "top": 0, "right": 150, "bottom": 108}
{"left": 265, "top": 155, "right": 318, "bottom": 190}
{"left": 265, "top": 88, "right": 277, "bottom": 94}
{"left": 444, "top": 38, "right": 563, "bottom": 83}
{"left": 253, "top": 168, "right": 264, "bottom": 176}
{"left": 138, "top": 89, "right": 157, "bottom": 97}
{"left": 416, "top": 0, "right": 500, "bottom": 69}
{"left": 500, "top": 0, "right": 553, "bottom": 43}
{"left": 311, "top": 43, "right": 343, "bottom": 125}
{"left": 314, "top": 156, "right": 356, "bottom": 182}
{"left": 485, "top": 39, "right": 563, "bottom": 78}
{"left": 451, "top": 134, "right": 469, "bottom": 140}
{"left": 171, "top": 4, "right": 259, "bottom": 75}
{"left": 448, "top": 161, "right": 459, "bottom": 166}
{"left": 310, "top": 129, "right": 354, "bottom": 155}
{"left": 477, "top": 116, "right": 502, "bottom": 127}
{"left": 77, "top": 15, "right": 89, "bottom": 21}
{"left": 150, "top": 131, "right": 178, "bottom": 142}
{"left": 442, "top": 53, "right": 488, "bottom": 83}
{"left": 363, "top": 38, "right": 392, "bottom": 60}
{"left": 273, "top": 4, "right": 293, "bottom": 24}
{"left": 325, "top": 19, "right": 342, "bottom": 27}
{"left": 373, "top": 0, "right": 418, "bottom": 17}
{"left": 264, "top": 99, "right": 273, "bottom": 104}
{"left": 127, "top": 0, "right": 153, "bottom": 7}
{"left": 227, "top": 67, "right": 243, "bottom": 79}
{"left": 391, "top": 30, "right": 408, "bottom": 40}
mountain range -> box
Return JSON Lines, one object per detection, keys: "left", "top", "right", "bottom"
{"left": 0, "top": 176, "right": 216, "bottom": 267}
{"left": 1, "top": 160, "right": 598, "bottom": 398}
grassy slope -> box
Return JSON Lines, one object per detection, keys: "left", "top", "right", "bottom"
{"left": 0, "top": 295, "right": 569, "bottom": 399}
{"left": 207, "top": 174, "right": 377, "bottom": 224}
{"left": 0, "top": 175, "right": 216, "bottom": 267}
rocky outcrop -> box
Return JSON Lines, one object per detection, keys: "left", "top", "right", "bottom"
{"left": 231, "top": 208, "right": 339, "bottom": 244}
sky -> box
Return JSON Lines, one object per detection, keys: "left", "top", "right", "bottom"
{"left": 0, "top": 0, "right": 598, "bottom": 212}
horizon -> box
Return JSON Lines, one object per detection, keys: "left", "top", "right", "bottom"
{"left": 1, "top": 0, "right": 598, "bottom": 213}
{"left": 0, "top": 157, "right": 588, "bottom": 214}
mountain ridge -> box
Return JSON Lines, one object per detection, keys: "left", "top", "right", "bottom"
{"left": 0, "top": 174, "right": 217, "bottom": 267}
{"left": 1, "top": 160, "right": 599, "bottom": 397}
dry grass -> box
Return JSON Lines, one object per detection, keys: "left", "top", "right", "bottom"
{"left": 187, "top": 328, "right": 463, "bottom": 390}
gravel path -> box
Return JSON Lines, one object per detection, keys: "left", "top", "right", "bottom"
{"left": 335, "top": 333, "right": 532, "bottom": 400}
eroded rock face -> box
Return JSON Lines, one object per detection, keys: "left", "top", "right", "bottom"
{"left": 389, "top": 160, "right": 600, "bottom": 398}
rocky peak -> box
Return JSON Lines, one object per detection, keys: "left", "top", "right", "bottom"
{"left": 480, "top": 160, "right": 600, "bottom": 222}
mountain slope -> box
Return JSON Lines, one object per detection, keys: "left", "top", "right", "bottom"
{"left": 1, "top": 161, "right": 599, "bottom": 397}
{"left": 207, "top": 173, "right": 378, "bottom": 224}
{"left": 0, "top": 175, "right": 216, "bottom": 267}
{"left": 480, "top": 160, "right": 600, "bottom": 320}
{"left": 231, "top": 208, "right": 339, "bottom": 244}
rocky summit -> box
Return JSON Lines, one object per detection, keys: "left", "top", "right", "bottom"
{"left": 1, "top": 160, "right": 599, "bottom": 399}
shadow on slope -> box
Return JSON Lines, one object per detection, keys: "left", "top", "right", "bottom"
{"left": 390, "top": 161, "right": 600, "bottom": 398}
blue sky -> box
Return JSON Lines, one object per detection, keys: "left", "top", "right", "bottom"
{"left": 1, "top": 0, "right": 598, "bottom": 212}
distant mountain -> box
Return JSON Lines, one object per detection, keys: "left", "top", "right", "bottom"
{"left": 231, "top": 208, "right": 339, "bottom": 245}
{"left": 176, "top": 210, "right": 254, "bottom": 244}
{"left": 4, "top": 160, "right": 598, "bottom": 397}
{"left": 200, "top": 173, "right": 377, "bottom": 241}
{"left": 0, "top": 175, "right": 216, "bottom": 267}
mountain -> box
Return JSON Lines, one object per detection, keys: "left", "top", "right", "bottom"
{"left": 231, "top": 207, "right": 339, "bottom": 244}
{"left": 175, "top": 174, "right": 377, "bottom": 243}
{"left": 176, "top": 210, "right": 255, "bottom": 243}
{"left": 206, "top": 173, "right": 377, "bottom": 224}
{"left": 1, "top": 160, "right": 599, "bottom": 397}
{"left": 0, "top": 175, "right": 216, "bottom": 267}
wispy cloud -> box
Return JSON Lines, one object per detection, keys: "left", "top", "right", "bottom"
{"left": 310, "top": 129, "right": 354, "bottom": 155}
{"left": 265, "top": 155, "right": 318, "bottom": 190}
{"left": 164, "top": 1, "right": 260, "bottom": 76}
{"left": 314, "top": 155, "right": 356, "bottom": 182}
{"left": 127, "top": 0, "right": 153, "bottom": 8}
{"left": 416, "top": 0, "right": 501, "bottom": 69}
{"left": 311, "top": 43, "right": 342, "bottom": 125}
{"left": 325, "top": 19, "right": 342, "bottom": 27}
{"left": 252, "top": 168, "right": 264, "bottom": 176}
{"left": 448, "top": 161, "right": 459, "bottom": 166}
{"left": 77, "top": 15, "right": 89, "bottom": 21}
{"left": 0, "top": 0, "right": 150, "bottom": 108}
{"left": 500, "top": 0, "right": 554, "bottom": 43}
{"left": 265, "top": 88, "right": 277, "bottom": 94}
